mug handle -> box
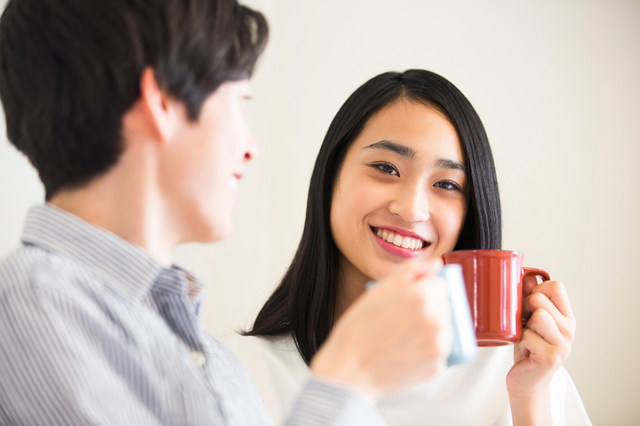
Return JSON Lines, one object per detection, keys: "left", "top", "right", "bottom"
{"left": 522, "top": 267, "right": 551, "bottom": 287}
{"left": 521, "top": 267, "right": 551, "bottom": 325}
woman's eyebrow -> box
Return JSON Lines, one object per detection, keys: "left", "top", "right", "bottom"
{"left": 435, "top": 158, "right": 467, "bottom": 174}
{"left": 364, "top": 140, "right": 416, "bottom": 159}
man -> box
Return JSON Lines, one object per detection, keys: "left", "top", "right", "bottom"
{"left": 0, "top": 0, "right": 452, "bottom": 424}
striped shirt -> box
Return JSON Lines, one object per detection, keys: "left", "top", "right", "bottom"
{"left": 0, "top": 204, "right": 386, "bottom": 426}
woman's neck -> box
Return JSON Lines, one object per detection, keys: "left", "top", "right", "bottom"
{"left": 334, "top": 254, "right": 374, "bottom": 320}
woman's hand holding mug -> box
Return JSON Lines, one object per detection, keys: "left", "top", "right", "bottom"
{"left": 507, "top": 277, "right": 576, "bottom": 424}
{"left": 443, "top": 249, "right": 577, "bottom": 425}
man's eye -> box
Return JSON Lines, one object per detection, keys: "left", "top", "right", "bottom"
{"left": 434, "top": 180, "right": 461, "bottom": 191}
{"left": 372, "top": 163, "right": 399, "bottom": 176}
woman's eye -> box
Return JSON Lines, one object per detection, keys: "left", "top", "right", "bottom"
{"left": 434, "top": 180, "right": 461, "bottom": 191}
{"left": 371, "top": 163, "right": 399, "bottom": 176}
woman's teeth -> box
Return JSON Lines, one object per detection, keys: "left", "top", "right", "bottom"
{"left": 376, "top": 229, "right": 424, "bottom": 250}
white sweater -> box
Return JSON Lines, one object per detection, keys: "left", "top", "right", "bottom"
{"left": 227, "top": 335, "right": 592, "bottom": 426}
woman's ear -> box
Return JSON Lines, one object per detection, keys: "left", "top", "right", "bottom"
{"left": 139, "top": 67, "right": 180, "bottom": 143}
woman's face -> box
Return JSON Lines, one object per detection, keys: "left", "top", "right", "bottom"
{"left": 330, "top": 100, "right": 468, "bottom": 284}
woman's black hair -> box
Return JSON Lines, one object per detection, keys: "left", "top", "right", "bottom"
{"left": 245, "top": 69, "right": 501, "bottom": 365}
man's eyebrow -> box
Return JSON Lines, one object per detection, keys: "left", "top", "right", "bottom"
{"left": 363, "top": 140, "right": 416, "bottom": 159}
{"left": 435, "top": 158, "right": 467, "bottom": 174}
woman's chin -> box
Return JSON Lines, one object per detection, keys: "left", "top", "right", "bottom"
{"left": 365, "top": 260, "right": 408, "bottom": 282}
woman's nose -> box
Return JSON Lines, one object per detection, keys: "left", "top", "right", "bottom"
{"left": 388, "top": 183, "right": 430, "bottom": 223}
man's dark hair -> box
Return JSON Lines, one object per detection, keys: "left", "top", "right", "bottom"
{"left": 0, "top": 0, "right": 268, "bottom": 200}
{"left": 245, "top": 69, "right": 502, "bottom": 365}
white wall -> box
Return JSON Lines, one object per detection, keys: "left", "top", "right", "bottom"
{"left": 0, "top": 0, "right": 638, "bottom": 424}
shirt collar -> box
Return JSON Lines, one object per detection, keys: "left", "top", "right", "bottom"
{"left": 21, "top": 203, "right": 204, "bottom": 305}
{"left": 154, "top": 266, "right": 207, "bottom": 314}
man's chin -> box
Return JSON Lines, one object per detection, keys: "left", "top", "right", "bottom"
{"left": 210, "top": 228, "right": 232, "bottom": 243}
{"left": 183, "top": 216, "right": 233, "bottom": 244}
{"left": 207, "top": 221, "right": 233, "bottom": 243}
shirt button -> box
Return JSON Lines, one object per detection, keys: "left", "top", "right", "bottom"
{"left": 189, "top": 350, "right": 206, "bottom": 368}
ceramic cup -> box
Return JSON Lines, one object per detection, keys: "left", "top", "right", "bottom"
{"left": 438, "top": 264, "right": 478, "bottom": 365}
{"left": 442, "top": 250, "right": 550, "bottom": 346}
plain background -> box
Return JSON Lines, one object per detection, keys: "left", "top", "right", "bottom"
{"left": 1, "top": 0, "right": 638, "bottom": 424}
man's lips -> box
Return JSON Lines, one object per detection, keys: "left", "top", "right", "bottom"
{"left": 230, "top": 172, "right": 244, "bottom": 194}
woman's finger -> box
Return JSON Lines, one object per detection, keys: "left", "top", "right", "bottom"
{"left": 522, "top": 275, "right": 539, "bottom": 300}
{"left": 525, "top": 308, "right": 568, "bottom": 350}
{"left": 522, "top": 292, "right": 574, "bottom": 341}
{"left": 529, "top": 280, "right": 574, "bottom": 320}
{"left": 518, "top": 328, "right": 566, "bottom": 369}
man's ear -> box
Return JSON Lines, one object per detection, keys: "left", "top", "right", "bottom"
{"left": 139, "top": 67, "right": 180, "bottom": 142}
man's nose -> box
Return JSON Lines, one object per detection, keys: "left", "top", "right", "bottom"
{"left": 244, "top": 131, "right": 258, "bottom": 162}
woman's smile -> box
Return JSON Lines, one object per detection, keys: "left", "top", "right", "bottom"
{"left": 370, "top": 225, "right": 430, "bottom": 258}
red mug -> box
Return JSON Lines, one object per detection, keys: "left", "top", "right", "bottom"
{"left": 442, "top": 250, "right": 550, "bottom": 346}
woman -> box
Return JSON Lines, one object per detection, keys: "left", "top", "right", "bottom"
{"left": 228, "top": 70, "right": 591, "bottom": 425}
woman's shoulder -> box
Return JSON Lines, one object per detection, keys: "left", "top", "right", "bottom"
{"left": 225, "top": 333, "right": 309, "bottom": 376}
{"left": 225, "top": 334, "right": 308, "bottom": 425}
{"left": 225, "top": 333, "right": 282, "bottom": 353}
{"left": 225, "top": 333, "right": 296, "bottom": 356}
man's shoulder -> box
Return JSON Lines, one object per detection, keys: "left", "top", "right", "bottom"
{"left": 0, "top": 243, "right": 96, "bottom": 298}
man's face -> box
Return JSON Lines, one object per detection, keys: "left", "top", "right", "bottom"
{"left": 159, "top": 80, "right": 256, "bottom": 243}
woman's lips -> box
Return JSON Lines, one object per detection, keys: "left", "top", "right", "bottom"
{"left": 370, "top": 226, "right": 431, "bottom": 259}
